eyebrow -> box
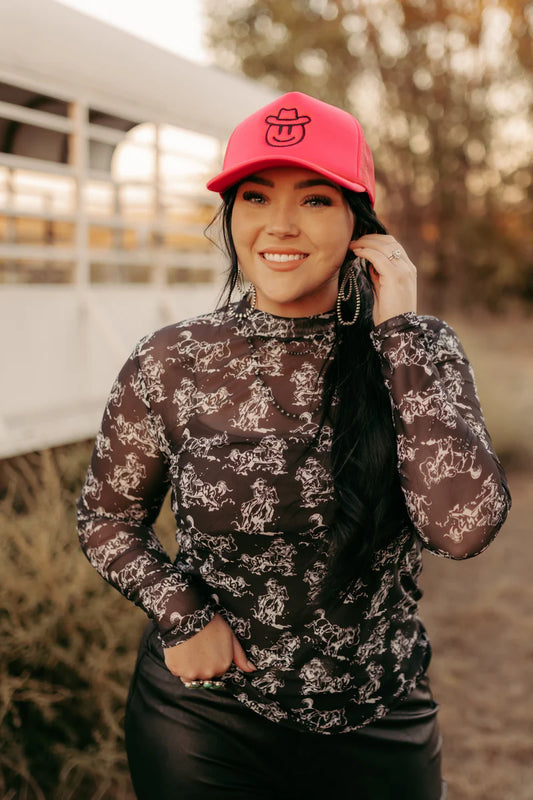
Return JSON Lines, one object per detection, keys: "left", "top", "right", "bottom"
{"left": 294, "top": 178, "right": 340, "bottom": 191}
{"left": 243, "top": 175, "right": 341, "bottom": 192}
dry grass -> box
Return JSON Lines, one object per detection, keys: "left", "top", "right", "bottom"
{"left": 0, "top": 448, "right": 140, "bottom": 799}
{"left": 0, "top": 312, "right": 531, "bottom": 799}
{"left": 0, "top": 444, "right": 178, "bottom": 800}
{"left": 420, "top": 470, "right": 533, "bottom": 799}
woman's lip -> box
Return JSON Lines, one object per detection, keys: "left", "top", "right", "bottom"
{"left": 259, "top": 248, "right": 309, "bottom": 256}
{"left": 259, "top": 250, "right": 309, "bottom": 263}
{"left": 259, "top": 252, "right": 309, "bottom": 271}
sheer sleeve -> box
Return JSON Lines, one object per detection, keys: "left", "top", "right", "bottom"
{"left": 76, "top": 340, "right": 216, "bottom": 646}
{"left": 370, "top": 313, "right": 511, "bottom": 559}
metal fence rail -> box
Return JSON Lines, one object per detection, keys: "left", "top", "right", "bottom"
{"left": 0, "top": 89, "right": 221, "bottom": 286}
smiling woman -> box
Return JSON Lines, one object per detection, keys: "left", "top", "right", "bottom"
{"left": 231, "top": 167, "right": 355, "bottom": 317}
{"left": 77, "top": 91, "right": 511, "bottom": 800}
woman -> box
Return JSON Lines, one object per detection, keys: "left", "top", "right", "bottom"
{"left": 77, "top": 92, "right": 511, "bottom": 800}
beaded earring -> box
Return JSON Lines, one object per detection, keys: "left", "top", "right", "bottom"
{"left": 234, "top": 285, "right": 257, "bottom": 321}
{"left": 336, "top": 260, "right": 361, "bottom": 326}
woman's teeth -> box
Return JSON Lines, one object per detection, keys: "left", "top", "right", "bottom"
{"left": 262, "top": 253, "right": 307, "bottom": 262}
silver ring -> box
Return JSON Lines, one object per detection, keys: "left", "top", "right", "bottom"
{"left": 387, "top": 249, "right": 402, "bottom": 261}
{"left": 182, "top": 680, "right": 225, "bottom": 690}
{"left": 201, "top": 680, "right": 225, "bottom": 690}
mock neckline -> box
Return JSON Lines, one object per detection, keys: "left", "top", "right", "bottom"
{"left": 230, "top": 299, "right": 336, "bottom": 341}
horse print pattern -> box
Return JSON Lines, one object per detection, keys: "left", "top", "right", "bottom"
{"left": 77, "top": 306, "right": 510, "bottom": 733}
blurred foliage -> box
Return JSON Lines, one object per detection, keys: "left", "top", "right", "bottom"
{"left": 204, "top": 0, "right": 533, "bottom": 312}
{"left": 0, "top": 444, "right": 177, "bottom": 799}
{"left": 0, "top": 447, "right": 139, "bottom": 799}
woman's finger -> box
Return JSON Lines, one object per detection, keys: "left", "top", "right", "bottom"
{"left": 349, "top": 236, "right": 417, "bottom": 325}
{"left": 350, "top": 244, "right": 412, "bottom": 275}
{"left": 232, "top": 635, "right": 256, "bottom": 673}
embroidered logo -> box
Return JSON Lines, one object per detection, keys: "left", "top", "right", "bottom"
{"left": 264, "top": 107, "right": 311, "bottom": 147}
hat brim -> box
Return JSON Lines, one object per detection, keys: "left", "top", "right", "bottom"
{"left": 206, "top": 156, "right": 373, "bottom": 204}
{"left": 265, "top": 114, "right": 311, "bottom": 125}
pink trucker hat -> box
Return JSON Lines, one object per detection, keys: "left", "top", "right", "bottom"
{"left": 207, "top": 91, "right": 375, "bottom": 205}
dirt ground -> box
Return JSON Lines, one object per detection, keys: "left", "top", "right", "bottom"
{"left": 419, "top": 470, "right": 533, "bottom": 800}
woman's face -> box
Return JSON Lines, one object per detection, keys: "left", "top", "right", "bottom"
{"left": 230, "top": 166, "right": 355, "bottom": 317}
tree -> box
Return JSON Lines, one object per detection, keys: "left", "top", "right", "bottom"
{"left": 204, "top": 0, "right": 533, "bottom": 311}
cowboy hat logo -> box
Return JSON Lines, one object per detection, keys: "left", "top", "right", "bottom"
{"left": 265, "top": 107, "right": 311, "bottom": 147}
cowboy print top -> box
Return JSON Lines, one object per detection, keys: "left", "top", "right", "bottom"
{"left": 77, "top": 306, "right": 510, "bottom": 734}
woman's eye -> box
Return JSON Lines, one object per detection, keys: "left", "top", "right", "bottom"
{"left": 242, "top": 190, "right": 266, "bottom": 204}
{"left": 304, "top": 194, "right": 333, "bottom": 208}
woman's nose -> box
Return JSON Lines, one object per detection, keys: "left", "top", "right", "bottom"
{"left": 265, "top": 204, "right": 299, "bottom": 237}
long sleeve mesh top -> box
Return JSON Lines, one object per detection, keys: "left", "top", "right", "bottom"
{"left": 77, "top": 306, "right": 511, "bottom": 734}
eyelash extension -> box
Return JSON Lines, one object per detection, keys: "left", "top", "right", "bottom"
{"left": 242, "top": 190, "right": 265, "bottom": 202}
{"left": 240, "top": 190, "right": 333, "bottom": 206}
{"left": 304, "top": 194, "right": 333, "bottom": 206}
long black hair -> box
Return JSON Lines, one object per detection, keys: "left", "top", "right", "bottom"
{"left": 208, "top": 186, "right": 408, "bottom": 609}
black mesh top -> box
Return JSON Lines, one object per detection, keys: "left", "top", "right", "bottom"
{"left": 77, "top": 306, "right": 510, "bottom": 733}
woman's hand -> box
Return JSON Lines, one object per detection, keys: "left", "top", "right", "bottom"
{"left": 350, "top": 234, "right": 417, "bottom": 327}
{"left": 163, "top": 613, "right": 256, "bottom": 682}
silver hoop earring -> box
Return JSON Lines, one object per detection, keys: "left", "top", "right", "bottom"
{"left": 234, "top": 284, "right": 257, "bottom": 321}
{"left": 248, "top": 285, "right": 257, "bottom": 313}
{"left": 336, "top": 261, "right": 361, "bottom": 326}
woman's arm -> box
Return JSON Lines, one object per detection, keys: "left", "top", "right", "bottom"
{"left": 371, "top": 313, "right": 511, "bottom": 559}
{"left": 76, "top": 344, "right": 217, "bottom": 647}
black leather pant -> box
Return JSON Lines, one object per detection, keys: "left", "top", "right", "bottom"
{"left": 125, "top": 623, "right": 446, "bottom": 800}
